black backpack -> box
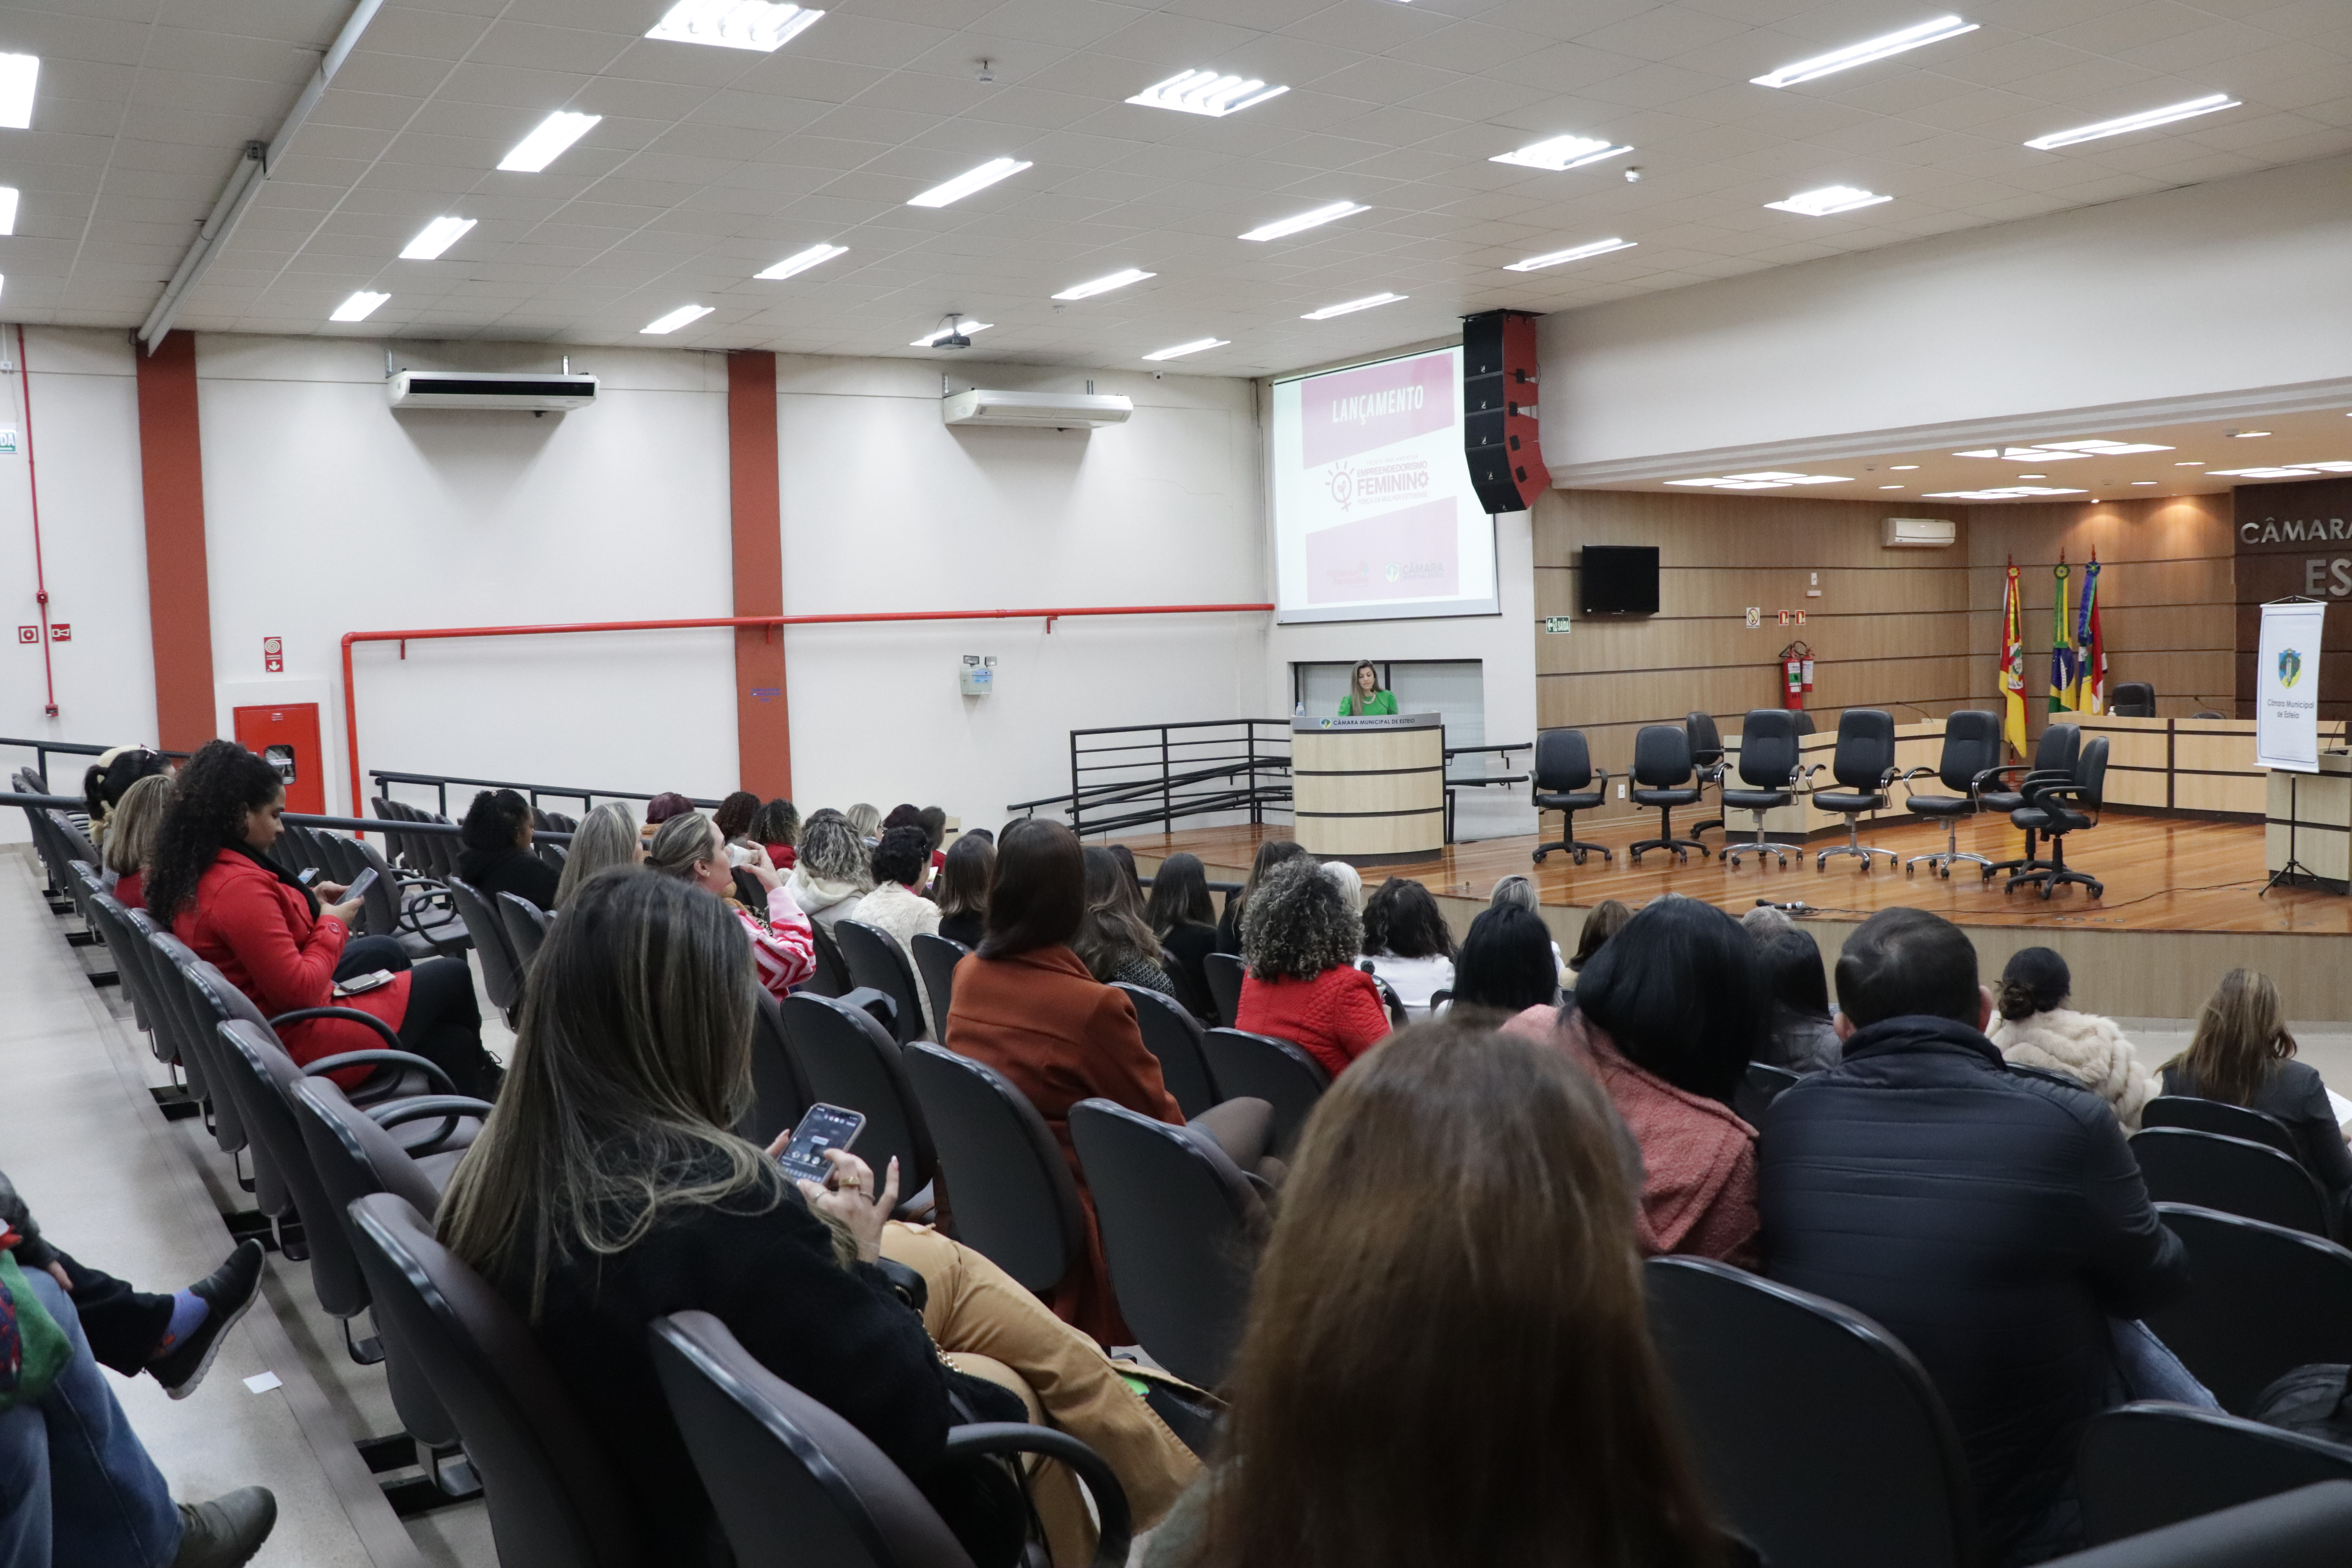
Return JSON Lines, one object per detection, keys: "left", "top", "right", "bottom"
{"left": 2252, "top": 1362, "right": 2352, "bottom": 1446}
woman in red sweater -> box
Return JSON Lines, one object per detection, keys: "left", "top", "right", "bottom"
{"left": 146, "top": 740, "right": 498, "bottom": 1098}
{"left": 1234, "top": 856, "right": 1389, "bottom": 1078}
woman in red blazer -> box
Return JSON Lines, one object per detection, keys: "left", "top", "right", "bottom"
{"left": 1234, "top": 857, "right": 1390, "bottom": 1079}
{"left": 146, "top": 740, "right": 496, "bottom": 1098}
{"left": 946, "top": 818, "right": 1269, "bottom": 1347}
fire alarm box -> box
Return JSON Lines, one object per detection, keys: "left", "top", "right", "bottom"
{"left": 959, "top": 655, "right": 996, "bottom": 697}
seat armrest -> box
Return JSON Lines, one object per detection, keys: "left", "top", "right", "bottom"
{"left": 872, "top": 1256, "right": 928, "bottom": 1314}
{"left": 269, "top": 1005, "right": 405, "bottom": 1053}
{"left": 940, "top": 1424, "right": 1131, "bottom": 1568}
{"left": 303, "top": 1047, "right": 457, "bottom": 1095}
{"left": 367, "top": 1094, "right": 493, "bottom": 1153}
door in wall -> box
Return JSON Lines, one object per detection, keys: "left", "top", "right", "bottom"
{"left": 232, "top": 703, "right": 324, "bottom": 815}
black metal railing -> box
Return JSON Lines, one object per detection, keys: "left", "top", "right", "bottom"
{"left": 371, "top": 768, "right": 721, "bottom": 819}
{"left": 0, "top": 736, "right": 191, "bottom": 793}
{"left": 1008, "top": 719, "right": 1292, "bottom": 838}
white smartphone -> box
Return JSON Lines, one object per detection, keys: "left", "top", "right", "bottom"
{"left": 334, "top": 969, "right": 396, "bottom": 996}
{"left": 343, "top": 866, "right": 378, "bottom": 903}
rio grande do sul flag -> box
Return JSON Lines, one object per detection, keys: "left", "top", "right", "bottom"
{"left": 2000, "top": 560, "right": 2028, "bottom": 756}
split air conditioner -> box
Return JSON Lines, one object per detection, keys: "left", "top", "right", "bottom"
{"left": 386, "top": 370, "right": 598, "bottom": 411}
{"left": 1883, "top": 515, "right": 1956, "bottom": 549}
{"left": 941, "top": 389, "right": 1133, "bottom": 430}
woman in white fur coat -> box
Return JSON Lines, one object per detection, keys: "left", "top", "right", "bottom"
{"left": 1987, "top": 946, "right": 2156, "bottom": 1130}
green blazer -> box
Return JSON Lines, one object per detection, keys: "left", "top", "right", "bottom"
{"left": 1339, "top": 690, "right": 1398, "bottom": 716}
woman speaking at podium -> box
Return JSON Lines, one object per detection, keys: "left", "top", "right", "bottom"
{"left": 1341, "top": 660, "right": 1397, "bottom": 717}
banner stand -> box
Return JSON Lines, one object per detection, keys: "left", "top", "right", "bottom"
{"left": 2258, "top": 595, "right": 2328, "bottom": 896}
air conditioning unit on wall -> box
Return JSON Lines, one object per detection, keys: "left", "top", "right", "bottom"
{"left": 941, "top": 389, "right": 1133, "bottom": 429}
{"left": 1884, "top": 515, "right": 1957, "bottom": 549}
{"left": 386, "top": 370, "right": 598, "bottom": 410}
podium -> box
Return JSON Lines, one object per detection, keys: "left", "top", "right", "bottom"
{"left": 1292, "top": 712, "right": 1445, "bottom": 864}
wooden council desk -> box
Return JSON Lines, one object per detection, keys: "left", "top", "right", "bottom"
{"left": 1291, "top": 712, "right": 1445, "bottom": 863}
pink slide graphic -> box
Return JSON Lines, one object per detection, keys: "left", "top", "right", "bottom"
{"left": 1305, "top": 497, "right": 1460, "bottom": 604}
{"left": 1301, "top": 351, "right": 1455, "bottom": 468}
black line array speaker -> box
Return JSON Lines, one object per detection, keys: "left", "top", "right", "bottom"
{"left": 1462, "top": 309, "right": 1546, "bottom": 515}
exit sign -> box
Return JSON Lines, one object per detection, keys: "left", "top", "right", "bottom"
{"left": 1544, "top": 616, "right": 1572, "bottom": 634}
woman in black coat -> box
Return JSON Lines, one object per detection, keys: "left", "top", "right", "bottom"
{"left": 454, "top": 788, "right": 561, "bottom": 912}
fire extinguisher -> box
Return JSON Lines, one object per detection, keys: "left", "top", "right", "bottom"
{"left": 1780, "top": 640, "right": 1815, "bottom": 711}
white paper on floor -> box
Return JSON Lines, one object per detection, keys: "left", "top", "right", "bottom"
{"left": 243, "top": 1371, "right": 283, "bottom": 1394}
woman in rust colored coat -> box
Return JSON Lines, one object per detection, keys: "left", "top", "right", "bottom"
{"left": 947, "top": 819, "right": 1269, "bottom": 1346}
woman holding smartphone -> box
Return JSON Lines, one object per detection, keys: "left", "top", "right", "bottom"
{"left": 147, "top": 740, "right": 499, "bottom": 1099}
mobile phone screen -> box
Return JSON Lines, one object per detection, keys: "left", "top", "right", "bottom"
{"left": 298, "top": 867, "right": 320, "bottom": 886}
{"left": 344, "top": 866, "right": 379, "bottom": 903}
{"left": 777, "top": 1102, "right": 866, "bottom": 1187}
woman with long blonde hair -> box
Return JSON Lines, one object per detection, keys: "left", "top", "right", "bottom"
{"left": 2161, "top": 968, "right": 2352, "bottom": 1215}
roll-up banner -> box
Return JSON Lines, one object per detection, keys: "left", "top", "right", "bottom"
{"left": 2256, "top": 599, "right": 2327, "bottom": 772}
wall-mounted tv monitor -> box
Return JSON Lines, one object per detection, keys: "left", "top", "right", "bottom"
{"left": 1579, "top": 546, "right": 1659, "bottom": 616}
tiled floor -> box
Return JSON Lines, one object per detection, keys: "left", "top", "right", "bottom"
{"left": 0, "top": 845, "right": 501, "bottom": 1568}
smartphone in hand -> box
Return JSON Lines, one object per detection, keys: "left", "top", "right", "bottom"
{"left": 343, "top": 866, "right": 378, "bottom": 904}
{"left": 776, "top": 1102, "right": 866, "bottom": 1187}
{"left": 298, "top": 867, "right": 321, "bottom": 886}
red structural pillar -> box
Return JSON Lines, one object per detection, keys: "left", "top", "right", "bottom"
{"left": 134, "top": 331, "right": 218, "bottom": 752}
{"left": 728, "top": 350, "right": 791, "bottom": 797}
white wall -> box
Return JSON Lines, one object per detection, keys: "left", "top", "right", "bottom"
{"left": 773, "top": 356, "right": 1268, "bottom": 832}
{"left": 195, "top": 336, "right": 737, "bottom": 817}
{"left": 1543, "top": 153, "right": 2352, "bottom": 481}
{"left": 0, "top": 328, "right": 156, "bottom": 839}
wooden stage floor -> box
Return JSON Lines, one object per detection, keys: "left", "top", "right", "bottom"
{"left": 1111, "top": 811, "right": 2352, "bottom": 938}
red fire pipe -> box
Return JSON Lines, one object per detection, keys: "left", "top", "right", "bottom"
{"left": 16, "top": 327, "right": 56, "bottom": 717}
{"left": 340, "top": 602, "right": 1274, "bottom": 817}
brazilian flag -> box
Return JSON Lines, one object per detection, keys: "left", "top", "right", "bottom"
{"left": 2049, "top": 560, "right": 2077, "bottom": 715}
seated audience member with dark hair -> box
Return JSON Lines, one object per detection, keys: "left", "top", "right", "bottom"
{"left": 917, "top": 805, "right": 949, "bottom": 869}
{"left": 1215, "top": 837, "right": 1307, "bottom": 954}
{"left": 642, "top": 791, "right": 695, "bottom": 838}
{"left": 1359, "top": 877, "right": 1455, "bottom": 1019}
{"left": 1754, "top": 927, "right": 1842, "bottom": 1074}
{"left": 1759, "top": 907, "right": 2191, "bottom": 1566}
{"left": 1450, "top": 904, "right": 1561, "bottom": 1019}
{"left": 456, "top": 787, "right": 561, "bottom": 913}
{"left": 552, "top": 801, "right": 640, "bottom": 908}
{"left": 713, "top": 790, "right": 761, "bottom": 846}
{"left": 1567, "top": 897, "right": 1632, "bottom": 976}
{"left": 0, "top": 1229, "right": 278, "bottom": 1566}
{"left": 2161, "top": 967, "right": 2352, "bottom": 1217}
{"left": 1487, "top": 875, "right": 1567, "bottom": 983}
{"left": 1234, "top": 858, "right": 1390, "bottom": 1079}
{"left": 101, "top": 770, "right": 173, "bottom": 910}
{"left": 749, "top": 797, "right": 799, "bottom": 869}
{"left": 1143, "top": 1020, "right": 1731, "bottom": 1568}
{"left": 1144, "top": 851, "right": 1220, "bottom": 1020}
{"left": 1990, "top": 947, "right": 2154, "bottom": 1130}
{"left": 83, "top": 744, "right": 171, "bottom": 849}
{"left": 644, "top": 810, "right": 813, "bottom": 1001}
{"left": 933, "top": 834, "right": 993, "bottom": 950}
{"left": 1073, "top": 846, "right": 1179, "bottom": 998}
{"left": 0, "top": 1168, "right": 261, "bottom": 1401}
{"left": 946, "top": 819, "right": 1272, "bottom": 1346}
{"left": 857, "top": 826, "right": 946, "bottom": 1031}
{"left": 151, "top": 740, "right": 498, "bottom": 1099}
{"left": 1508, "top": 898, "right": 1761, "bottom": 1267}
{"left": 438, "top": 869, "right": 1198, "bottom": 1568}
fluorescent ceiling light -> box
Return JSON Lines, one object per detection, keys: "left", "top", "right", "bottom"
{"left": 1505, "top": 237, "right": 1635, "bottom": 271}
{"left": 909, "top": 321, "right": 993, "bottom": 347}
{"left": 2132, "top": 480, "right": 2158, "bottom": 485}
{"left": 2016, "top": 473, "right": 2048, "bottom": 479}
{"left": 1891, "top": 464, "right": 1920, "bottom": 470}
{"left": 755, "top": 243, "right": 847, "bottom": 280}
{"left": 1490, "top": 134, "right": 1633, "bottom": 172}
{"left": 641, "top": 304, "right": 713, "bottom": 335}
{"left": 2227, "top": 430, "right": 2271, "bottom": 437}
{"left": 2212, "top": 462, "right": 2352, "bottom": 478}
{"left": 0, "top": 276, "right": 6, "bottom": 300}
{"left": 399, "top": 216, "right": 475, "bottom": 260}
{"left": 0, "top": 187, "right": 16, "bottom": 235}
{"left": 2176, "top": 461, "right": 2204, "bottom": 466}
{"left": 499, "top": 112, "right": 601, "bottom": 173}
{"left": 908, "top": 158, "right": 1031, "bottom": 208}
{"left": 1143, "top": 338, "right": 1227, "bottom": 361}
{"left": 1052, "top": 268, "right": 1154, "bottom": 301}
{"left": 1302, "top": 292, "right": 1405, "bottom": 320}
{"left": 1751, "top": 15, "right": 1978, "bottom": 88}
{"left": 1766, "top": 185, "right": 1891, "bottom": 216}
{"left": 645, "top": 0, "right": 823, "bottom": 52}
{"left": 330, "top": 291, "right": 388, "bottom": 323}
{"left": 1880, "top": 484, "right": 1905, "bottom": 489}
{"left": 0, "top": 53, "right": 36, "bottom": 130}
{"left": 2025, "top": 93, "right": 2239, "bottom": 151}
{"left": 1955, "top": 440, "right": 2173, "bottom": 461}
{"left": 1239, "top": 201, "right": 1367, "bottom": 242}
{"left": 1127, "top": 69, "right": 1288, "bottom": 118}
{"left": 1668, "top": 471, "right": 1852, "bottom": 489}
{"left": 1924, "top": 485, "right": 2085, "bottom": 499}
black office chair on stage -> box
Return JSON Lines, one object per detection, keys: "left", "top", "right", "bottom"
{"left": 1901, "top": 710, "right": 2002, "bottom": 878}
{"left": 1720, "top": 709, "right": 1805, "bottom": 869}
{"left": 1628, "top": 724, "right": 1710, "bottom": 864}
{"left": 2005, "top": 736, "right": 2107, "bottom": 900}
{"left": 2109, "top": 681, "right": 2156, "bottom": 718}
{"left": 1529, "top": 729, "right": 1612, "bottom": 866}
{"left": 1813, "top": 709, "right": 1900, "bottom": 871}
{"left": 2130, "top": 1129, "right": 2332, "bottom": 1240}
{"left": 1686, "top": 711, "right": 1726, "bottom": 840}
{"left": 1980, "top": 722, "right": 2079, "bottom": 882}
{"left": 2138, "top": 1203, "right": 2352, "bottom": 1414}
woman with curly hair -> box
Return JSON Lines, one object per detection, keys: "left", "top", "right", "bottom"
{"left": 149, "top": 739, "right": 495, "bottom": 1097}
{"left": 1234, "top": 857, "right": 1389, "bottom": 1078}
{"left": 784, "top": 813, "right": 873, "bottom": 931}
{"left": 749, "top": 797, "right": 800, "bottom": 869}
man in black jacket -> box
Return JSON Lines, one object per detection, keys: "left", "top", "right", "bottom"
{"left": 1758, "top": 908, "right": 2188, "bottom": 1565}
